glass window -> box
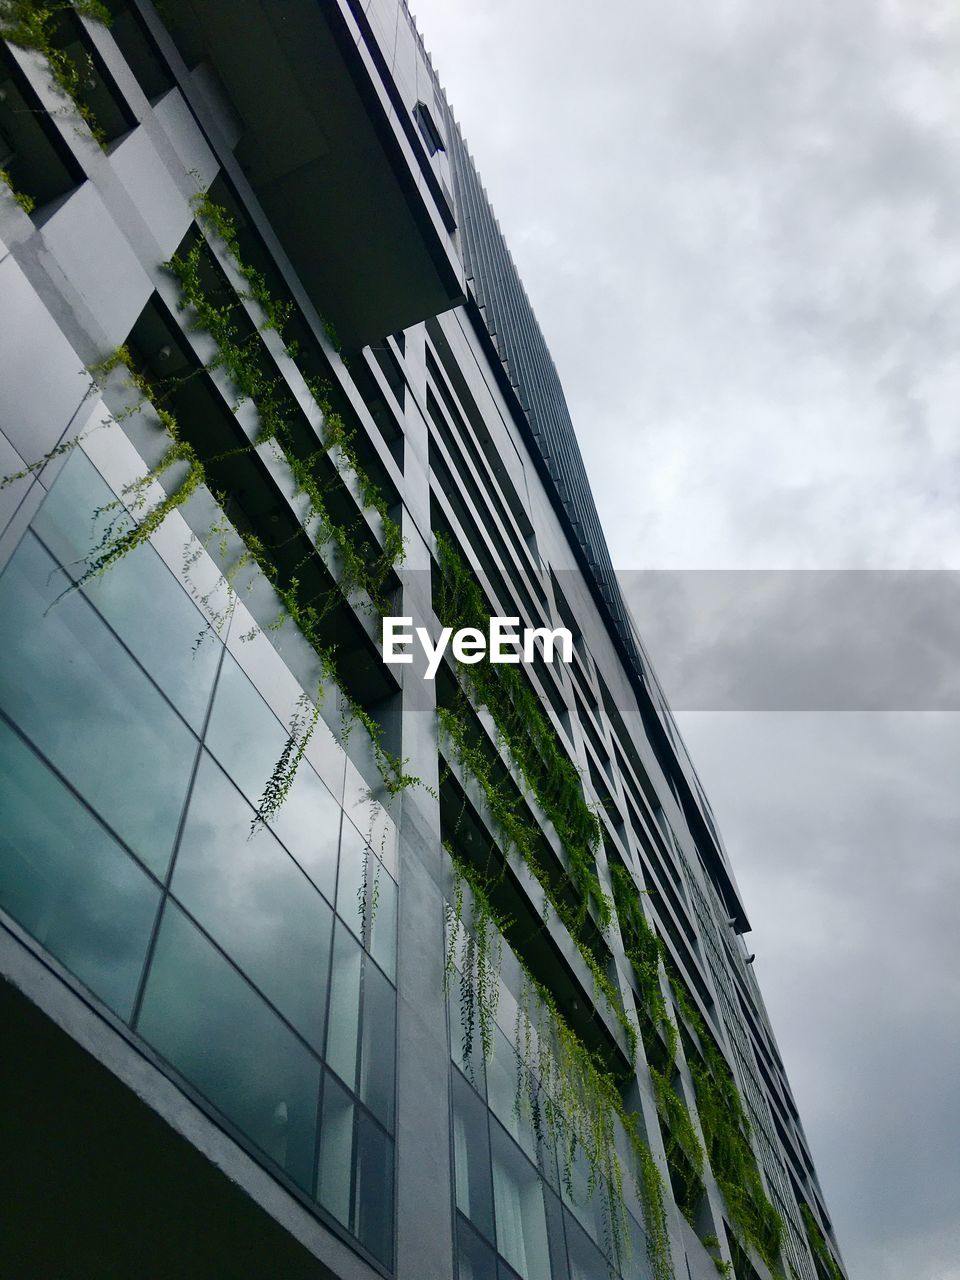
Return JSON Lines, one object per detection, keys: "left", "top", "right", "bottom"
{"left": 561, "top": 1145, "right": 607, "bottom": 1247}
{"left": 317, "top": 1071, "right": 354, "bottom": 1227}
{"left": 0, "top": 720, "right": 160, "bottom": 1020}
{"left": 542, "top": 1186, "right": 570, "bottom": 1280}
{"left": 564, "top": 1207, "right": 613, "bottom": 1280}
{"left": 31, "top": 450, "right": 220, "bottom": 733}
{"left": 359, "top": 956, "right": 396, "bottom": 1129}
{"left": 369, "top": 863, "right": 398, "bottom": 982}
{"left": 205, "top": 652, "right": 339, "bottom": 900}
{"left": 137, "top": 902, "right": 321, "bottom": 1192}
{"left": 326, "top": 922, "right": 362, "bottom": 1089}
{"left": 335, "top": 814, "right": 398, "bottom": 979}
{"left": 449, "top": 975, "right": 486, "bottom": 1090}
{"left": 619, "top": 1213, "right": 651, "bottom": 1280}
{"left": 458, "top": 1214, "right": 498, "bottom": 1280}
{"left": 452, "top": 1068, "right": 495, "bottom": 1243}
{"left": 355, "top": 1107, "right": 394, "bottom": 1267}
{"left": 490, "top": 1119, "right": 551, "bottom": 1280}
{"left": 336, "top": 817, "right": 371, "bottom": 937}
{"left": 488, "top": 1045, "right": 559, "bottom": 1193}
{"left": 171, "top": 751, "right": 333, "bottom": 1051}
{"left": 0, "top": 532, "right": 197, "bottom": 876}
{"left": 487, "top": 1025, "right": 540, "bottom": 1166}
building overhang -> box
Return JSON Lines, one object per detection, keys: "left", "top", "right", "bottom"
{"left": 157, "top": 0, "right": 465, "bottom": 350}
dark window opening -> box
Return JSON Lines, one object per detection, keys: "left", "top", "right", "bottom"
{"left": 413, "top": 99, "right": 445, "bottom": 156}
{"left": 0, "top": 44, "right": 85, "bottom": 215}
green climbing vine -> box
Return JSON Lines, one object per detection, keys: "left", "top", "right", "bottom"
{"left": 800, "top": 1204, "right": 843, "bottom": 1280}
{"left": 435, "top": 531, "right": 609, "bottom": 931}
{"left": 611, "top": 859, "right": 785, "bottom": 1271}
{"left": 703, "top": 1235, "right": 733, "bottom": 1277}
{"left": 670, "top": 978, "right": 784, "bottom": 1274}
{"left": 166, "top": 192, "right": 403, "bottom": 615}
{"left": 437, "top": 696, "right": 635, "bottom": 1063}
{"left": 610, "top": 862, "right": 703, "bottom": 1222}
{"left": 3, "top": 184, "right": 411, "bottom": 823}
{"left": 250, "top": 683, "right": 324, "bottom": 833}
{"left": 1, "top": 0, "right": 113, "bottom": 148}
{"left": 432, "top": 535, "right": 642, "bottom": 1057}
{"left": 443, "top": 850, "right": 503, "bottom": 1070}
{"left": 444, "top": 848, "right": 672, "bottom": 1280}
{"left": 1, "top": 166, "right": 35, "bottom": 213}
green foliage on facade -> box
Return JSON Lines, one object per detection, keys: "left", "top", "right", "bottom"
{"left": 670, "top": 979, "right": 784, "bottom": 1273}
{"left": 800, "top": 1204, "right": 843, "bottom": 1280}
{"left": 0, "top": 166, "right": 35, "bottom": 212}
{"left": 444, "top": 847, "right": 672, "bottom": 1280}
{"left": 435, "top": 531, "right": 610, "bottom": 932}
{"left": 1, "top": 0, "right": 112, "bottom": 147}
{"left": 611, "top": 858, "right": 785, "bottom": 1271}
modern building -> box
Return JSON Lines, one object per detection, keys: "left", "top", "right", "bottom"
{"left": 0, "top": 3, "right": 846, "bottom": 1278}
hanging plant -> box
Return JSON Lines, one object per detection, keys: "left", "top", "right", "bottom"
{"left": 800, "top": 1204, "right": 843, "bottom": 1280}
{"left": 445, "top": 846, "right": 673, "bottom": 1280}
{"left": 1, "top": 0, "right": 113, "bottom": 147}
{"left": 1, "top": 166, "right": 35, "bottom": 213}
{"left": 670, "top": 977, "right": 784, "bottom": 1274}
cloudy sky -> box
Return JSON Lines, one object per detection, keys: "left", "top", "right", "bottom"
{"left": 411, "top": 2, "right": 960, "bottom": 1276}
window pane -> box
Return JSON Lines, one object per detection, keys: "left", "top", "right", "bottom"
{"left": 490, "top": 1119, "right": 551, "bottom": 1280}
{"left": 452, "top": 1068, "right": 495, "bottom": 1243}
{"left": 171, "top": 751, "right": 333, "bottom": 1051}
{"left": 0, "top": 532, "right": 196, "bottom": 876}
{"left": 458, "top": 1214, "right": 498, "bottom": 1280}
{"left": 31, "top": 450, "right": 219, "bottom": 732}
{"left": 205, "top": 652, "right": 339, "bottom": 899}
{"left": 561, "top": 1145, "right": 606, "bottom": 1247}
{"left": 317, "top": 1071, "right": 354, "bottom": 1227}
{"left": 326, "top": 922, "right": 362, "bottom": 1088}
{"left": 564, "top": 1206, "right": 613, "bottom": 1280}
{"left": 369, "top": 866, "right": 397, "bottom": 982}
{"left": 488, "top": 1031, "right": 559, "bottom": 1188}
{"left": 487, "top": 1025, "right": 539, "bottom": 1164}
{"left": 137, "top": 903, "right": 321, "bottom": 1192}
{"left": 359, "top": 956, "right": 396, "bottom": 1130}
{"left": 355, "top": 1107, "right": 394, "bottom": 1267}
{"left": 542, "top": 1187, "right": 570, "bottom": 1280}
{"left": 0, "top": 720, "right": 160, "bottom": 1020}
{"left": 449, "top": 975, "right": 486, "bottom": 1090}
{"left": 336, "top": 817, "right": 370, "bottom": 938}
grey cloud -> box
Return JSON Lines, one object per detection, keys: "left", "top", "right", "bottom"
{"left": 412, "top": 2, "right": 960, "bottom": 1274}
{"left": 614, "top": 569, "right": 960, "bottom": 709}
{"left": 677, "top": 712, "right": 960, "bottom": 1280}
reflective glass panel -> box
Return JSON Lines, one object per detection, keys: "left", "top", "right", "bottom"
{"left": 449, "top": 975, "right": 486, "bottom": 1090}
{"left": 0, "top": 719, "right": 160, "bottom": 1019}
{"left": 565, "top": 1207, "right": 613, "bottom": 1280}
{"left": 326, "top": 922, "right": 362, "bottom": 1088}
{"left": 137, "top": 902, "right": 321, "bottom": 1191}
{"left": 490, "top": 1119, "right": 551, "bottom": 1280}
{"left": 171, "top": 751, "right": 333, "bottom": 1051}
{"left": 204, "top": 652, "right": 339, "bottom": 899}
{"left": 561, "top": 1145, "right": 606, "bottom": 1246}
{"left": 0, "top": 532, "right": 196, "bottom": 875}
{"left": 355, "top": 1107, "right": 394, "bottom": 1267}
{"left": 369, "top": 865, "right": 397, "bottom": 982}
{"left": 452, "top": 1067, "right": 495, "bottom": 1242}
{"left": 31, "top": 450, "right": 219, "bottom": 732}
{"left": 317, "top": 1071, "right": 354, "bottom": 1227}
{"left": 359, "top": 956, "right": 396, "bottom": 1129}
{"left": 336, "top": 817, "right": 370, "bottom": 938}
{"left": 458, "top": 1214, "right": 498, "bottom": 1280}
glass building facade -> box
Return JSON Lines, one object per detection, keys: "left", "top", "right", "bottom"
{"left": 0, "top": 3, "right": 846, "bottom": 1279}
